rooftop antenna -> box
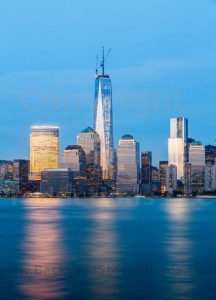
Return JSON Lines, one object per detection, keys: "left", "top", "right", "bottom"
{"left": 100, "top": 47, "right": 111, "bottom": 76}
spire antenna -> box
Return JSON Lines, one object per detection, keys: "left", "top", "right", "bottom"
{"left": 100, "top": 47, "right": 111, "bottom": 76}
{"left": 96, "top": 54, "right": 98, "bottom": 75}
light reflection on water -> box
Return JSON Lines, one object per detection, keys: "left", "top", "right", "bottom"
{"left": 164, "top": 200, "right": 195, "bottom": 299}
{"left": 0, "top": 197, "right": 216, "bottom": 299}
{"left": 86, "top": 209, "right": 119, "bottom": 299}
{"left": 18, "top": 199, "right": 67, "bottom": 299}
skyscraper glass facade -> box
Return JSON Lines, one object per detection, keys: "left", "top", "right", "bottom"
{"left": 117, "top": 134, "right": 140, "bottom": 193}
{"left": 61, "top": 145, "right": 87, "bottom": 196}
{"left": 77, "top": 127, "right": 102, "bottom": 195}
{"left": 30, "top": 126, "right": 59, "bottom": 180}
{"left": 168, "top": 117, "right": 188, "bottom": 179}
{"left": 40, "top": 169, "right": 74, "bottom": 196}
{"left": 94, "top": 74, "right": 114, "bottom": 180}
{"left": 205, "top": 145, "right": 216, "bottom": 165}
{"left": 189, "top": 141, "right": 205, "bottom": 193}
{"left": 159, "top": 161, "right": 168, "bottom": 194}
{"left": 141, "top": 152, "right": 152, "bottom": 184}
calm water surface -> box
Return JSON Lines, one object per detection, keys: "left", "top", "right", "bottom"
{"left": 0, "top": 197, "right": 216, "bottom": 300}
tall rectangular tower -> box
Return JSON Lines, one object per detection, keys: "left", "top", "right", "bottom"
{"left": 117, "top": 134, "right": 140, "bottom": 194}
{"left": 168, "top": 117, "right": 188, "bottom": 179}
{"left": 30, "top": 126, "right": 59, "bottom": 180}
{"left": 94, "top": 50, "right": 115, "bottom": 180}
{"left": 141, "top": 152, "right": 152, "bottom": 184}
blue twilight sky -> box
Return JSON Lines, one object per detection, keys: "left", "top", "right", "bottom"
{"left": 0, "top": 0, "right": 216, "bottom": 166}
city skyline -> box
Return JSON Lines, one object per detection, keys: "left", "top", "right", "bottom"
{"left": 1, "top": 0, "right": 216, "bottom": 165}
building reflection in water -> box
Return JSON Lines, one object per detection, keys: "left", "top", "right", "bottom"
{"left": 164, "top": 199, "right": 195, "bottom": 299}
{"left": 85, "top": 198, "right": 120, "bottom": 299}
{"left": 18, "top": 199, "right": 67, "bottom": 299}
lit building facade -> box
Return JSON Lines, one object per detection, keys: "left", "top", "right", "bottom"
{"left": 151, "top": 166, "right": 159, "bottom": 181}
{"left": 184, "top": 163, "right": 192, "bottom": 195}
{"left": 205, "top": 145, "right": 216, "bottom": 165}
{"left": 168, "top": 117, "right": 188, "bottom": 179}
{"left": 117, "top": 134, "right": 140, "bottom": 194}
{"left": 61, "top": 145, "right": 87, "bottom": 196}
{"left": 141, "top": 151, "right": 152, "bottom": 195}
{"left": 13, "top": 159, "right": 29, "bottom": 194}
{"left": 0, "top": 160, "right": 13, "bottom": 180}
{"left": 94, "top": 72, "right": 115, "bottom": 181}
{"left": 159, "top": 161, "right": 168, "bottom": 194}
{"left": 77, "top": 127, "right": 102, "bottom": 195}
{"left": 189, "top": 141, "right": 205, "bottom": 194}
{"left": 30, "top": 126, "right": 59, "bottom": 180}
{"left": 166, "top": 164, "right": 177, "bottom": 194}
{"left": 204, "top": 165, "right": 216, "bottom": 191}
{"left": 141, "top": 152, "right": 152, "bottom": 184}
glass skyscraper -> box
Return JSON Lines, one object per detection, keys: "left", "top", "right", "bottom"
{"left": 168, "top": 117, "right": 188, "bottom": 179}
{"left": 159, "top": 161, "right": 168, "bottom": 194}
{"left": 117, "top": 134, "right": 140, "bottom": 194}
{"left": 77, "top": 127, "right": 102, "bottom": 195}
{"left": 61, "top": 145, "right": 87, "bottom": 196}
{"left": 94, "top": 70, "right": 115, "bottom": 180}
{"left": 189, "top": 141, "right": 205, "bottom": 193}
{"left": 30, "top": 126, "right": 59, "bottom": 180}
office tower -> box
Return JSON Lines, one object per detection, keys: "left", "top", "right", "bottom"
{"left": 189, "top": 141, "right": 205, "bottom": 194}
{"left": 117, "top": 134, "right": 140, "bottom": 194}
{"left": 30, "top": 126, "right": 59, "bottom": 180}
{"left": 166, "top": 164, "right": 177, "bottom": 194}
{"left": 159, "top": 161, "right": 168, "bottom": 194}
{"left": 151, "top": 166, "right": 159, "bottom": 181}
{"left": 41, "top": 169, "right": 75, "bottom": 196}
{"left": 184, "top": 163, "right": 192, "bottom": 195}
{"left": 204, "top": 165, "right": 216, "bottom": 191}
{"left": 77, "top": 127, "right": 102, "bottom": 195}
{"left": 168, "top": 117, "right": 188, "bottom": 179}
{"left": 77, "top": 127, "right": 100, "bottom": 165}
{"left": 205, "top": 145, "right": 216, "bottom": 165}
{"left": 61, "top": 145, "right": 87, "bottom": 196}
{"left": 94, "top": 50, "right": 115, "bottom": 181}
{"left": 141, "top": 152, "right": 152, "bottom": 183}
{"left": 141, "top": 152, "right": 152, "bottom": 195}
{"left": 0, "top": 160, "right": 13, "bottom": 180}
{"left": 13, "top": 159, "right": 29, "bottom": 195}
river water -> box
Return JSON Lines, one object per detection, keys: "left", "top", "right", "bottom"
{"left": 0, "top": 197, "right": 216, "bottom": 300}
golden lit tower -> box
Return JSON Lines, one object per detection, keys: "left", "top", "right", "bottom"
{"left": 29, "top": 126, "right": 59, "bottom": 180}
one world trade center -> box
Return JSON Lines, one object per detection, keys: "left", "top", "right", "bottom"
{"left": 94, "top": 48, "right": 115, "bottom": 181}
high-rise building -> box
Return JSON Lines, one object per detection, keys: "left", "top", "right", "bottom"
{"left": 30, "top": 126, "right": 59, "bottom": 180}
{"left": 61, "top": 145, "right": 87, "bottom": 196}
{"left": 159, "top": 161, "right": 168, "bottom": 194}
{"left": 184, "top": 163, "right": 192, "bottom": 195}
{"left": 168, "top": 117, "right": 188, "bottom": 179}
{"left": 117, "top": 134, "right": 140, "bottom": 194}
{"left": 77, "top": 127, "right": 102, "bottom": 195}
{"left": 41, "top": 169, "right": 75, "bottom": 196}
{"left": 141, "top": 152, "right": 152, "bottom": 184}
{"left": 205, "top": 145, "right": 216, "bottom": 165}
{"left": 166, "top": 164, "right": 177, "bottom": 194}
{"left": 94, "top": 51, "right": 115, "bottom": 181}
{"left": 204, "top": 165, "right": 216, "bottom": 191}
{"left": 189, "top": 141, "right": 205, "bottom": 194}
{"left": 151, "top": 166, "right": 159, "bottom": 181}
{"left": 13, "top": 159, "right": 29, "bottom": 194}
{"left": 141, "top": 151, "right": 152, "bottom": 195}
{"left": 77, "top": 127, "right": 100, "bottom": 165}
{"left": 0, "top": 160, "right": 13, "bottom": 180}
